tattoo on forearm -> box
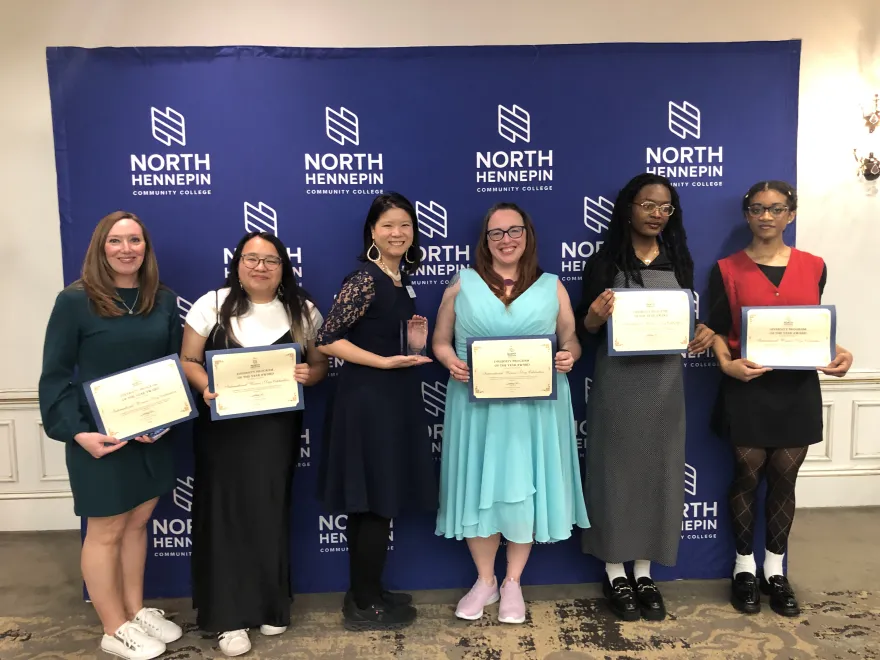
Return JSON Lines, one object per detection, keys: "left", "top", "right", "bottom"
{"left": 182, "top": 355, "right": 202, "bottom": 364}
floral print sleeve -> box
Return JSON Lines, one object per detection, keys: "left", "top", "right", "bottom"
{"left": 315, "top": 270, "right": 376, "bottom": 346}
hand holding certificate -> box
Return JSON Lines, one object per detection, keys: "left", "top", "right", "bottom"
{"left": 741, "top": 305, "right": 836, "bottom": 370}
{"left": 607, "top": 289, "right": 694, "bottom": 356}
{"left": 83, "top": 355, "right": 197, "bottom": 442}
{"left": 205, "top": 344, "right": 305, "bottom": 420}
{"left": 467, "top": 335, "right": 557, "bottom": 402}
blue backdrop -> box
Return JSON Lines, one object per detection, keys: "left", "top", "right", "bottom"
{"left": 46, "top": 41, "right": 800, "bottom": 598}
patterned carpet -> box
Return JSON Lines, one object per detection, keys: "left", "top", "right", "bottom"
{"left": 1, "top": 584, "right": 878, "bottom": 660}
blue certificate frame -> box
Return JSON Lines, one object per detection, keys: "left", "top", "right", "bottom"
{"left": 205, "top": 343, "right": 305, "bottom": 421}
{"left": 82, "top": 354, "right": 197, "bottom": 442}
{"left": 607, "top": 288, "right": 695, "bottom": 356}
{"left": 466, "top": 334, "right": 558, "bottom": 403}
{"left": 740, "top": 305, "right": 837, "bottom": 370}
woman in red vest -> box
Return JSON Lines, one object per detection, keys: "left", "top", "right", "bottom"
{"left": 708, "top": 180, "right": 852, "bottom": 618}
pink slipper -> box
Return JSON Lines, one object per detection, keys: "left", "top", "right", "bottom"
{"left": 455, "top": 577, "right": 499, "bottom": 620}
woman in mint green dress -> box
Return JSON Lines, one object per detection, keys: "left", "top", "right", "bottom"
{"left": 434, "top": 202, "right": 589, "bottom": 624}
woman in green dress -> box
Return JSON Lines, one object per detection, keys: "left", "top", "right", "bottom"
{"left": 39, "top": 211, "right": 184, "bottom": 660}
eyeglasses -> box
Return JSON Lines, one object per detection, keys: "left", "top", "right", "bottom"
{"left": 746, "top": 204, "right": 790, "bottom": 218}
{"left": 487, "top": 226, "right": 525, "bottom": 241}
{"left": 241, "top": 253, "right": 282, "bottom": 270}
{"left": 633, "top": 201, "right": 675, "bottom": 216}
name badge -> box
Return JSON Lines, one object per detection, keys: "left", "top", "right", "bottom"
{"left": 406, "top": 285, "right": 417, "bottom": 298}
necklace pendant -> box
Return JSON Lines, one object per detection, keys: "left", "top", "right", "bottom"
{"left": 128, "top": 309, "right": 133, "bottom": 315}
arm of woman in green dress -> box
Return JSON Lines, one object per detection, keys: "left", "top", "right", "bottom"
{"left": 432, "top": 273, "right": 468, "bottom": 382}
{"left": 316, "top": 270, "right": 430, "bottom": 369}
{"left": 555, "top": 280, "right": 581, "bottom": 373}
{"left": 38, "top": 289, "right": 127, "bottom": 457}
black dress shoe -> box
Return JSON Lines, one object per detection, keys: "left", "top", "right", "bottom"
{"left": 731, "top": 572, "right": 761, "bottom": 614}
{"left": 343, "top": 592, "right": 417, "bottom": 631}
{"left": 381, "top": 590, "right": 413, "bottom": 606}
{"left": 632, "top": 577, "right": 666, "bottom": 621}
{"left": 602, "top": 575, "right": 640, "bottom": 621}
{"left": 759, "top": 574, "right": 800, "bottom": 617}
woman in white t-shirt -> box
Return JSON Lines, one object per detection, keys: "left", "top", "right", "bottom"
{"left": 180, "top": 231, "right": 327, "bottom": 656}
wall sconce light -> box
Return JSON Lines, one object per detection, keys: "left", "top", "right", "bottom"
{"left": 855, "top": 93, "right": 880, "bottom": 194}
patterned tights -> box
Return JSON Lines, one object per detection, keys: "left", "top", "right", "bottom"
{"left": 729, "top": 446, "right": 809, "bottom": 555}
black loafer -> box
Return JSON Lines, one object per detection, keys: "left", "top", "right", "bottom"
{"left": 342, "top": 592, "right": 417, "bottom": 631}
{"left": 602, "top": 575, "right": 640, "bottom": 621}
{"left": 759, "top": 574, "right": 800, "bottom": 617}
{"left": 731, "top": 572, "right": 761, "bottom": 614}
{"left": 632, "top": 577, "right": 666, "bottom": 621}
{"left": 381, "top": 590, "right": 413, "bottom": 606}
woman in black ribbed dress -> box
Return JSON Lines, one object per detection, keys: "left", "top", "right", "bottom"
{"left": 317, "top": 192, "right": 438, "bottom": 631}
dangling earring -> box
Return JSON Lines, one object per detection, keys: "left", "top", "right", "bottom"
{"left": 276, "top": 283, "right": 285, "bottom": 298}
{"left": 367, "top": 242, "right": 381, "bottom": 263}
{"left": 405, "top": 246, "right": 415, "bottom": 264}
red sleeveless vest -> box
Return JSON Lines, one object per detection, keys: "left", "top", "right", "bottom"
{"left": 717, "top": 247, "right": 825, "bottom": 359}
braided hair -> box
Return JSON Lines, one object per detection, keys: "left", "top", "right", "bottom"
{"left": 586, "top": 173, "right": 694, "bottom": 301}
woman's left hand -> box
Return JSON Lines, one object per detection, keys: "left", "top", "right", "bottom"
{"left": 819, "top": 349, "right": 853, "bottom": 378}
{"left": 295, "top": 362, "right": 311, "bottom": 384}
{"left": 688, "top": 324, "right": 716, "bottom": 354}
{"left": 132, "top": 435, "right": 155, "bottom": 444}
{"left": 555, "top": 350, "right": 575, "bottom": 373}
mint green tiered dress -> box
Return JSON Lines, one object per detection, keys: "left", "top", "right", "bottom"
{"left": 435, "top": 269, "right": 590, "bottom": 544}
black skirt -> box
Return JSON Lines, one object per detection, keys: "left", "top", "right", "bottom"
{"left": 711, "top": 370, "right": 823, "bottom": 448}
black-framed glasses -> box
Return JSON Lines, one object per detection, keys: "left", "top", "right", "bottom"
{"left": 487, "top": 226, "right": 525, "bottom": 241}
{"left": 241, "top": 253, "right": 282, "bottom": 270}
{"left": 746, "top": 204, "right": 790, "bottom": 218}
{"left": 633, "top": 201, "right": 675, "bottom": 216}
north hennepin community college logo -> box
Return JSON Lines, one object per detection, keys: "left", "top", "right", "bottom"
{"left": 583, "top": 196, "right": 614, "bottom": 234}
{"left": 422, "top": 381, "right": 447, "bottom": 418}
{"left": 416, "top": 201, "right": 448, "bottom": 240}
{"left": 173, "top": 476, "right": 194, "bottom": 513}
{"left": 150, "top": 106, "right": 186, "bottom": 147}
{"left": 668, "top": 101, "right": 701, "bottom": 140}
{"left": 176, "top": 296, "right": 192, "bottom": 327}
{"left": 497, "top": 104, "right": 530, "bottom": 143}
{"left": 325, "top": 107, "right": 359, "bottom": 146}
{"left": 684, "top": 463, "right": 697, "bottom": 497}
{"left": 244, "top": 201, "right": 279, "bottom": 236}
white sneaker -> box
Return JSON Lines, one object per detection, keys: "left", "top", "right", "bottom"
{"left": 219, "top": 629, "right": 251, "bottom": 657}
{"left": 100, "top": 621, "right": 166, "bottom": 660}
{"left": 259, "top": 624, "right": 288, "bottom": 635}
{"left": 133, "top": 607, "right": 183, "bottom": 643}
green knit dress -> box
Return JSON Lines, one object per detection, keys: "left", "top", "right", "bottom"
{"left": 39, "top": 284, "right": 182, "bottom": 517}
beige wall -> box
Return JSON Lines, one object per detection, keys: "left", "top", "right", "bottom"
{"left": 1, "top": 0, "right": 879, "bottom": 392}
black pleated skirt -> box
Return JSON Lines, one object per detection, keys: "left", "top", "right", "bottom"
{"left": 191, "top": 408, "right": 301, "bottom": 632}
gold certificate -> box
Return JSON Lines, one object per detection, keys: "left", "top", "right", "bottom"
{"left": 209, "top": 346, "right": 301, "bottom": 418}
{"left": 742, "top": 306, "right": 835, "bottom": 368}
{"left": 608, "top": 289, "right": 693, "bottom": 355}
{"left": 87, "top": 358, "right": 194, "bottom": 439}
{"left": 468, "top": 336, "right": 555, "bottom": 401}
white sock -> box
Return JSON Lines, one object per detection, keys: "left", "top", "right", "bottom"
{"left": 634, "top": 560, "right": 651, "bottom": 580}
{"left": 734, "top": 552, "right": 757, "bottom": 578}
{"left": 764, "top": 550, "right": 785, "bottom": 578}
{"left": 605, "top": 562, "right": 627, "bottom": 581}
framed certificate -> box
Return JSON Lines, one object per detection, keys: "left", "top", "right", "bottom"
{"left": 741, "top": 305, "right": 836, "bottom": 370}
{"left": 205, "top": 343, "right": 304, "bottom": 420}
{"left": 83, "top": 355, "right": 197, "bottom": 441}
{"left": 466, "top": 335, "right": 557, "bottom": 403}
{"left": 607, "top": 289, "right": 694, "bottom": 356}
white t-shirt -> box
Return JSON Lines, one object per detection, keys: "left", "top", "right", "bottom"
{"left": 185, "top": 288, "right": 323, "bottom": 348}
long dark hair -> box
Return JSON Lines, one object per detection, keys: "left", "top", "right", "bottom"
{"left": 357, "top": 191, "right": 422, "bottom": 273}
{"left": 474, "top": 202, "right": 541, "bottom": 305}
{"left": 741, "top": 180, "right": 798, "bottom": 214}
{"left": 588, "top": 173, "right": 694, "bottom": 295}
{"left": 219, "top": 231, "right": 316, "bottom": 347}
